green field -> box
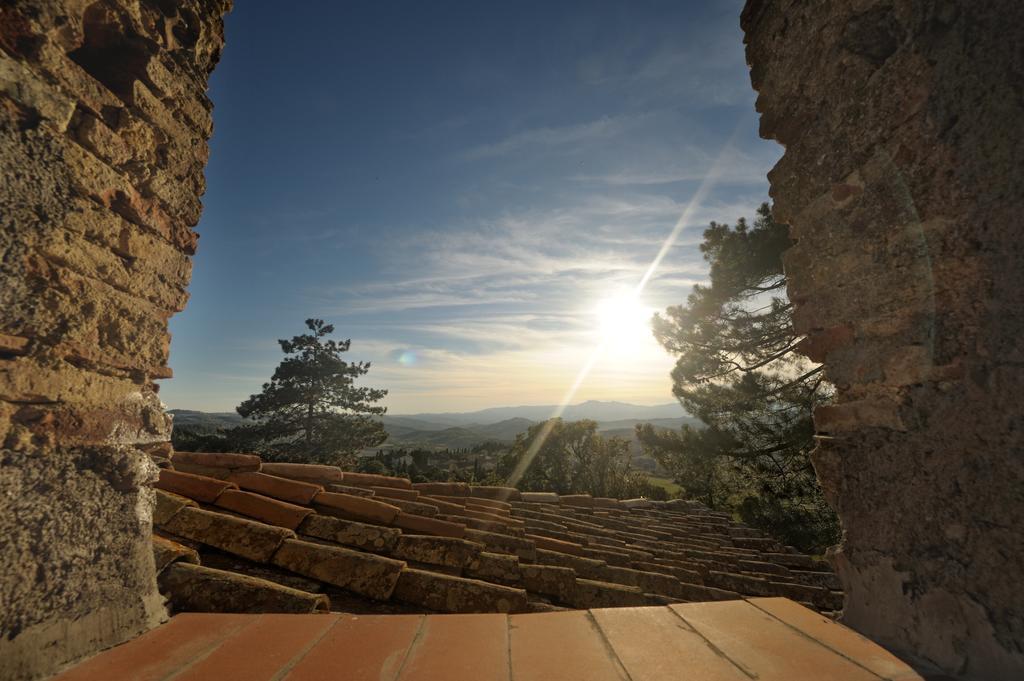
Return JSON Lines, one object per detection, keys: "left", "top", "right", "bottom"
{"left": 645, "top": 476, "right": 682, "bottom": 497}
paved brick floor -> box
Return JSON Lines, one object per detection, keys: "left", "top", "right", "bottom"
{"left": 52, "top": 598, "right": 923, "bottom": 681}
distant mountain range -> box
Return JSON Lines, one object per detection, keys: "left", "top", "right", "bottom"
{"left": 391, "top": 400, "right": 687, "bottom": 427}
{"left": 168, "top": 400, "right": 698, "bottom": 451}
{"left": 168, "top": 409, "right": 244, "bottom": 431}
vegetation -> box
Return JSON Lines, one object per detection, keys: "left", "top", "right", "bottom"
{"left": 496, "top": 418, "right": 653, "bottom": 498}
{"left": 637, "top": 203, "right": 840, "bottom": 553}
{"left": 232, "top": 319, "right": 388, "bottom": 466}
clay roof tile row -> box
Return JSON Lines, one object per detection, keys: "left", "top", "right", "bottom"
{"left": 152, "top": 451, "right": 842, "bottom": 617}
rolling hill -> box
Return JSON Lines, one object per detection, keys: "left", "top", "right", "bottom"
{"left": 169, "top": 402, "right": 699, "bottom": 452}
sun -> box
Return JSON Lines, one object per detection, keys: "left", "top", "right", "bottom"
{"left": 594, "top": 293, "right": 655, "bottom": 352}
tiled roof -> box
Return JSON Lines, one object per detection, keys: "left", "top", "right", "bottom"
{"left": 152, "top": 451, "right": 843, "bottom": 616}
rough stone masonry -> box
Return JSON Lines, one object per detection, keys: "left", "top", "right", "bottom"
{"left": 741, "top": 1, "right": 1023, "bottom": 679}
{"left": 0, "top": 1, "right": 230, "bottom": 679}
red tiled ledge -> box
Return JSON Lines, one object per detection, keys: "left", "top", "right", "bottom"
{"left": 51, "top": 600, "right": 922, "bottom": 681}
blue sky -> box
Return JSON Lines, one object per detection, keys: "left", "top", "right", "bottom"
{"left": 162, "top": 0, "right": 780, "bottom": 414}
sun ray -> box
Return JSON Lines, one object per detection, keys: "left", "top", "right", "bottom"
{"left": 504, "top": 122, "right": 744, "bottom": 487}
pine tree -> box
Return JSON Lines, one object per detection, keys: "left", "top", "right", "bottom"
{"left": 236, "top": 319, "right": 388, "bottom": 466}
{"left": 637, "top": 203, "right": 839, "bottom": 552}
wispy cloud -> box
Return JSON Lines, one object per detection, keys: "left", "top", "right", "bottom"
{"left": 461, "top": 115, "right": 640, "bottom": 160}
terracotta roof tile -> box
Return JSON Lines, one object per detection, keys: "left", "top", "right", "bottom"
{"left": 260, "top": 462, "right": 343, "bottom": 485}
{"left": 340, "top": 471, "right": 413, "bottom": 490}
{"left": 466, "top": 551, "right": 522, "bottom": 586}
{"left": 392, "top": 534, "right": 482, "bottom": 570}
{"left": 170, "top": 613, "right": 338, "bottom": 681}
{"left": 271, "top": 538, "right": 405, "bottom": 601}
{"left": 156, "top": 468, "right": 236, "bottom": 503}
{"left": 162, "top": 506, "right": 294, "bottom": 562}
{"left": 152, "top": 534, "right": 199, "bottom": 571}
{"left": 509, "top": 610, "right": 627, "bottom": 681}
{"left": 379, "top": 496, "right": 441, "bottom": 518}
{"left": 519, "top": 491, "right": 560, "bottom": 504}
{"left": 367, "top": 485, "right": 420, "bottom": 502}
{"left": 171, "top": 452, "right": 261, "bottom": 479}
{"left": 159, "top": 562, "right": 330, "bottom": 614}
{"left": 399, "top": 613, "right": 510, "bottom": 681}
{"left": 416, "top": 495, "right": 466, "bottom": 514}
{"left": 411, "top": 481, "right": 470, "bottom": 496}
{"left": 298, "top": 513, "right": 400, "bottom": 552}
{"left": 227, "top": 471, "right": 323, "bottom": 505}
{"left": 392, "top": 568, "right": 529, "bottom": 613}
{"left": 214, "top": 489, "right": 314, "bottom": 531}
{"left": 671, "top": 600, "right": 879, "bottom": 680}
{"left": 55, "top": 606, "right": 922, "bottom": 680}
{"left": 312, "top": 491, "right": 401, "bottom": 525}
{"left": 591, "top": 606, "right": 749, "bottom": 681}
{"left": 324, "top": 482, "right": 375, "bottom": 496}
{"left": 153, "top": 488, "right": 196, "bottom": 525}
{"left": 470, "top": 485, "right": 522, "bottom": 502}
{"left": 392, "top": 512, "right": 466, "bottom": 539}
{"left": 149, "top": 452, "right": 842, "bottom": 619}
{"left": 560, "top": 494, "right": 594, "bottom": 507}
{"left": 282, "top": 614, "right": 422, "bottom": 681}
{"left": 526, "top": 533, "right": 585, "bottom": 556}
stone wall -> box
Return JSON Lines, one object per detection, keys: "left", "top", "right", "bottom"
{"left": 0, "top": 1, "right": 229, "bottom": 678}
{"left": 741, "top": 1, "right": 1023, "bottom": 678}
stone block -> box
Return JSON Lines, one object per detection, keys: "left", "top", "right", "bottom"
{"left": 271, "top": 539, "right": 405, "bottom": 601}
{"left": 559, "top": 494, "right": 593, "bottom": 507}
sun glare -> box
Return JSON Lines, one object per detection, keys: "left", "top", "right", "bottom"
{"left": 594, "top": 294, "right": 655, "bottom": 353}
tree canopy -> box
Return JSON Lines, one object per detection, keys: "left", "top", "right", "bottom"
{"left": 637, "top": 203, "right": 839, "bottom": 552}
{"left": 498, "top": 418, "right": 649, "bottom": 498}
{"left": 235, "top": 319, "right": 388, "bottom": 466}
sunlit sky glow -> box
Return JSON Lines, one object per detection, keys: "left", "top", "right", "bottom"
{"left": 162, "top": 0, "right": 780, "bottom": 414}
